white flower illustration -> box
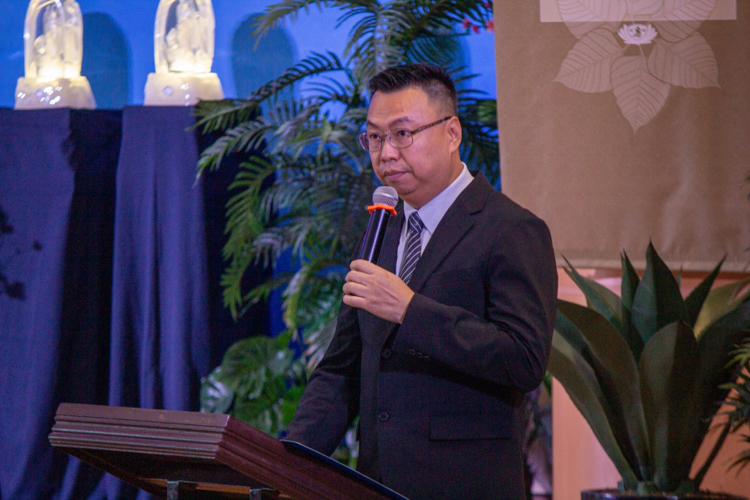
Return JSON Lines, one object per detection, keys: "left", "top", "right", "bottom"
{"left": 554, "top": 0, "right": 721, "bottom": 131}
{"left": 618, "top": 23, "right": 658, "bottom": 45}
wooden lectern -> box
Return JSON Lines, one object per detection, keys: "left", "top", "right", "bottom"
{"left": 49, "top": 403, "right": 408, "bottom": 500}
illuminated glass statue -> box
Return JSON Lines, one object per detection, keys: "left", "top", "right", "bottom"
{"left": 144, "top": 0, "right": 224, "bottom": 106}
{"left": 15, "top": 0, "right": 96, "bottom": 109}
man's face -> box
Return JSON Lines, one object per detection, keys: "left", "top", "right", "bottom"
{"left": 366, "top": 87, "right": 461, "bottom": 209}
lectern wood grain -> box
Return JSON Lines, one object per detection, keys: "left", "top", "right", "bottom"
{"left": 49, "top": 403, "right": 400, "bottom": 500}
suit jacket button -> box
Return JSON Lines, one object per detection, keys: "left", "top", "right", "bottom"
{"left": 381, "top": 349, "right": 392, "bottom": 359}
{"left": 378, "top": 412, "right": 389, "bottom": 422}
{"left": 408, "top": 349, "right": 416, "bottom": 356}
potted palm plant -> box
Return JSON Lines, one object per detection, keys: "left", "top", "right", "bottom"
{"left": 550, "top": 244, "right": 750, "bottom": 499}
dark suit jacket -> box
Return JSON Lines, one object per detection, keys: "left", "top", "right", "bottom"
{"left": 285, "top": 172, "right": 558, "bottom": 500}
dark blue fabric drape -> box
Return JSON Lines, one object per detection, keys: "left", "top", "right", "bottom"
{"left": 0, "top": 108, "right": 76, "bottom": 500}
{"left": 108, "top": 106, "right": 210, "bottom": 413}
{"left": 0, "top": 108, "right": 122, "bottom": 500}
{"left": 0, "top": 106, "right": 269, "bottom": 500}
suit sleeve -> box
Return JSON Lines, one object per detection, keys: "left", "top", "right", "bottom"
{"left": 284, "top": 299, "right": 362, "bottom": 455}
{"left": 391, "top": 215, "right": 558, "bottom": 392}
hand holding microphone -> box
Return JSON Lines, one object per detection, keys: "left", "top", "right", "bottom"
{"left": 344, "top": 186, "right": 415, "bottom": 323}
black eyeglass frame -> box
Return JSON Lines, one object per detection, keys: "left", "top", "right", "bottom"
{"left": 358, "top": 116, "right": 454, "bottom": 152}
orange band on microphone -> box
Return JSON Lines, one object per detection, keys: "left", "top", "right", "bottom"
{"left": 367, "top": 204, "right": 397, "bottom": 216}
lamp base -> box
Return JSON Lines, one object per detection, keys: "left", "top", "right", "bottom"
{"left": 144, "top": 73, "right": 224, "bottom": 106}
{"left": 15, "top": 77, "right": 97, "bottom": 110}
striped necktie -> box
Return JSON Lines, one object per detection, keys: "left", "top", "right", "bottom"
{"left": 399, "top": 212, "right": 424, "bottom": 284}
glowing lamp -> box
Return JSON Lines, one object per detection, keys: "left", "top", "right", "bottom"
{"left": 15, "top": 0, "right": 96, "bottom": 109}
{"left": 144, "top": 0, "right": 224, "bottom": 106}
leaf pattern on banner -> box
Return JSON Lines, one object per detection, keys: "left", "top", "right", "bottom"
{"left": 648, "top": 34, "right": 719, "bottom": 88}
{"left": 558, "top": 0, "right": 628, "bottom": 23}
{"left": 612, "top": 55, "right": 671, "bottom": 131}
{"left": 553, "top": 0, "right": 724, "bottom": 132}
{"left": 662, "top": 0, "right": 718, "bottom": 22}
{"left": 629, "top": 0, "right": 664, "bottom": 16}
{"left": 565, "top": 20, "right": 621, "bottom": 39}
{"left": 654, "top": 20, "right": 701, "bottom": 42}
{"left": 556, "top": 28, "right": 625, "bottom": 92}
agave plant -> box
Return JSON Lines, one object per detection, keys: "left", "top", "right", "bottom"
{"left": 549, "top": 244, "right": 750, "bottom": 494}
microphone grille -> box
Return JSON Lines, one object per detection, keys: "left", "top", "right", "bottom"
{"left": 372, "top": 186, "right": 399, "bottom": 207}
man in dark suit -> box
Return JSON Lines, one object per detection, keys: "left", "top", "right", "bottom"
{"left": 285, "top": 63, "right": 557, "bottom": 499}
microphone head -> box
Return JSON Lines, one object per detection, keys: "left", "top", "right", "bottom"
{"left": 372, "top": 186, "right": 399, "bottom": 207}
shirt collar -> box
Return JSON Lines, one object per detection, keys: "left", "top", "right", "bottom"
{"left": 402, "top": 163, "right": 473, "bottom": 235}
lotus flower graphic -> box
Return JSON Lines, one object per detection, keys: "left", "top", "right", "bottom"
{"left": 618, "top": 23, "right": 658, "bottom": 45}
{"left": 554, "top": 0, "right": 720, "bottom": 131}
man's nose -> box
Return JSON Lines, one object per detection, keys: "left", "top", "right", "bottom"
{"left": 380, "top": 135, "right": 399, "bottom": 161}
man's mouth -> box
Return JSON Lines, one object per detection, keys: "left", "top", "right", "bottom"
{"left": 382, "top": 170, "right": 406, "bottom": 181}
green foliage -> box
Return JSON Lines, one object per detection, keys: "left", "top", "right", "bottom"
{"left": 200, "top": 333, "right": 305, "bottom": 436}
{"left": 721, "top": 339, "right": 750, "bottom": 472}
{"left": 548, "top": 244, "right": 750, "bottom": 493}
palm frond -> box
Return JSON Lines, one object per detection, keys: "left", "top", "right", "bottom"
{"left": 405, "top": 31, "right": 463, "bottom": 69}
{"left": 195, "top": 52, "right": 347, "bottom": 134}
{"left": 193, "top": 99, "right": 261, "bottom": 136}
{"left": 459, "top": 110, "right": 500, "bottom": 185}
{"left": 197, "top": 117, "right": 275, "bottom": 174}
{"left": 396, "top": 0, "right": 492, "bottom": 39}
{"left": 253, "top": 0, "right": 331, "bottom": 37}
{"left": 346, "top": 6, "right": 412, "bottom": 79}
{"left": 254, "top": 0, "right": 380, "bottom": 38}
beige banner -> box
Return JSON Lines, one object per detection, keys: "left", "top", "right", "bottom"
{"left": 494, "top": 0, "right": 750, "bottom": 272}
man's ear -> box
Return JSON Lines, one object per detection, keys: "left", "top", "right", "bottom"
{"left": 447, "top": 117, "right": 462, "bottom": 153}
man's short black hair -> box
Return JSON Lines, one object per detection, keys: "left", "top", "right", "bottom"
{"left": 368, "top": 63, "right": 458, "bottom": 116}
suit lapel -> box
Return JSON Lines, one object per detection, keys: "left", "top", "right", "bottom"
{"left": 372, "top": 172, "right": 493, "bottom": 349}
{"left": 407, "top": 172, "right": 493, "bottom": 293}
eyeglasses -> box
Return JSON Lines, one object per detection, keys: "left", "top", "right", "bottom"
{"left": 358, "top": 116, "right": 454, "bottom": 152}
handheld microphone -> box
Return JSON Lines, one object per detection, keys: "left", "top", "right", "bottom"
{"left": 358, "top": 186, "right": 399, "bottom": 263}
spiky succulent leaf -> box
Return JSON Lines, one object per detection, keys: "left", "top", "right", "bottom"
{"left": 638, "top": 321, "right": 700, "bottom": 492}
{"left": 563, "top": 257, "right": 622, "bottom": 332}
{"left": 619, "top": 252, "right": 645, "bottom": 360}
{"left": 684, "top": 257, "right": 725, "bottom": 329}
{"left": 632, "top": 243, "right": 689, "bottom": 347}
{"left": 556, "top": 301, "right": 650, "bottom": 480}
{"left": 693, "top": 277, "right": 750, "bottom": 338}
{"left": 621, "top": 251, "right": 641, "bottom": 312}
{"left": 548, "top": 331, "right": 639, "bottom": 489}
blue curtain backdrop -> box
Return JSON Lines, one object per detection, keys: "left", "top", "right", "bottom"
{"left": 0, "top": 107, "right": 269, "bottom": 500}
{"left": 0, "top": 108, "right": 121, "bottom": 500}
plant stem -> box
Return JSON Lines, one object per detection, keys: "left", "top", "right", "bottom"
{"left": 693, "top": 420, "right": 732, "bottom": 489}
